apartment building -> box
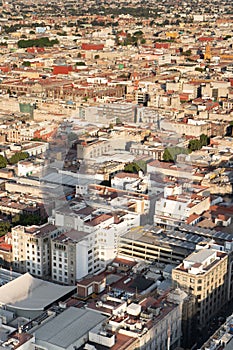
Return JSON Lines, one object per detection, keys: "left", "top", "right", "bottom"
{"left": 84, "top": 103, "right": 134, "bottom": 124}
{"left": 17, "top": 160, "right": 44, "bottom": 177}
{"left": 87, "top": 291, "right": 182, "bottom": 350}
{"left": 11, "top": 224, "right": 61, "bottom": 276}
{"left": 111, "top": 171, "right": 148, "bottom": 193}
{"left": 51, "top": 230, "right": 94, "bottom": 284}
{"left": 76, "top": 137, "right": 112, "bottom": 160}
{"left": 5, "top": 126, "right": 34, "bottom": 143}
{"left": 172, "top": 248, "right": 228, "bottom": 329}
{"left": 147, "top": 160, "right": 205, "bottom": 182}
{"left": 53, "top": 203, "right": 140, "bottom": 282}
{"left": 154, "top": 192, "right": 210, "bottom": 227}
{"left": 87, "top": 184, "right": 150, "bottom": 215}
{"left": 51, "top": 217, "right": 136, "bottom": 284}
{"left": 170, "top": 119, "right": 212, "bottom": 137}
{"left": 130, "top": 143, "right": 163, "bottom": 160}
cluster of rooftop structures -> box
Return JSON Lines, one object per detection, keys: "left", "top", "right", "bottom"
{"left": 0, "top": 1, "right": 232, "bottom": 349}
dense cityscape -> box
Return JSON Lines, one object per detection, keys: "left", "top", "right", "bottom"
{"left": 0, "top": 0, "right": 232, "bottom": 349}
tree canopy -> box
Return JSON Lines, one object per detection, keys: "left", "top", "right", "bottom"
{"left": 163, "top": 147, "right": 190, "bottom": 162}
{"left": 0, "top": 155, "right": 7, "bottom": 168}
{"left": 8, "top": 152, "right": 29, "bottom": 165}
{"left": 0, "top": 221, "right": 10, "bottom": 236}
{"left": 188, "top": 134, "right": 209, "bottom": 151}
{"left": 18, "top": 37, "right": 59, "bottom": 48}
{"left": 124, "top": 162, "right": 141, "bottom": 174}
{"left": 17, "top": 213, "right": 45, "bottom": 226}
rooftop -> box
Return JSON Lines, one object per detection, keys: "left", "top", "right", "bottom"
{"left": 0, "top": 273, "right": 75, "bottom": 312}
{"left": 184, "top": 249, "right": 216, "bottom": 264}
{"left": 35, "top": 307, "right": 106, "bottom": 349}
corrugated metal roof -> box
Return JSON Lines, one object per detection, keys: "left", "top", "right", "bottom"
{"left": 35, "top": 307, "right": 106, "bottom": 348}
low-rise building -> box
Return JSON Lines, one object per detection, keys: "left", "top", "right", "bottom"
{"left": 154, "top": 191, "right": 210, "bottom": 227}
{"left": 77, "top": 137, "right": 112, "bottom": 160}
{"left": 199, "top": 313, "right": 233, "bottom": 350}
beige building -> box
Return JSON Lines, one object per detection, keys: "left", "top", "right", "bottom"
{"left": 11, "top": 224, "right": 61, "bottom": 277}
{"left": 77, "top": 138, "right": 112, "bottom": 160}
{"left": 170, "top": 119, "right": 212, "bottom": 137}
{"left": 172, "top": 248, "right": 228, "bottom": 329}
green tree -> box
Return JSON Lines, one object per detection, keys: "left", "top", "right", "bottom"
{"left": 124, "top": 162, "right": 141, "bottom": 174}
{"left": 17, "top": 213, "right": 45, "bottom": 226}
{"left": 188, "top": 134, "right": 209, "bottom": 151}
{"left": 8, "top": 152, "right": 29, "bottom": 165}
{"left": 200, "top": 134, "right": 208, "bottom": 146}
{"left": 17, "top": 37, "right": 59, "bottom": 48}
{"left": 0, "top": 221, "right": 10, "bottom": 236}
{"left": 163, "top": 148, "right": 173, "bottom": 162}
{"left": 31, "top": 137, "right": 43, "bottom": 142}
{"left": 133, "top": 30, "right": 143, "bottom": 36}
{"left": 195, "top": 67, "right": 204, "bottom": 73}
{"left": 0, "top": 155, "right": 7, "bottom": 168}
{"left": 183, "top": 49, "right": 192, "bottom": 56}
{"left": 76, "top": 61, "right": 86, "bottom": 66}
{"left": 163, "top": 147, "right": 190, "bottom": 162}
{"left": 116, "top": 117, "right": 122, "bottom": 125}
{"left": 22, "top": 61, "right": 31, "bottom": 67}
{"left": 135, "top": 159, "right": 147, "bottom": 173}
{"left": 188, "top": 139, "right": 201, "bottom": 151}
